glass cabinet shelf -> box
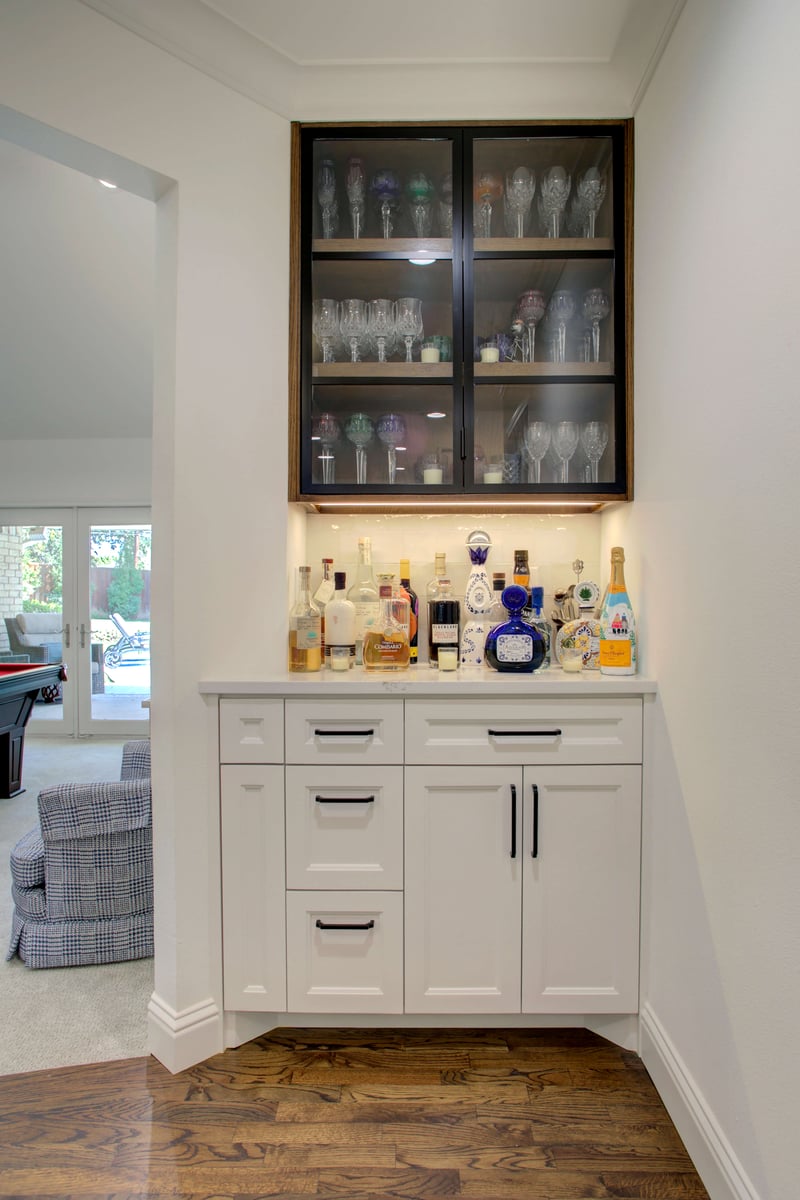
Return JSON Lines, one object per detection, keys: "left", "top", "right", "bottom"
{"left": 291, "top": 121, "right": 632, "bottom": 510}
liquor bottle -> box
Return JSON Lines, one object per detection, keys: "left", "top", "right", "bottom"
{"left": 513, "top": 547, "right": 533, "bottom": 622}
{"left": 599, "top": 546, "right": 637, "bottom": 675}
{"left": 557, "top": 578, "right": 601, "bottom": 670}
{"left": 426, "top": 552, "right": 447, "bottom": 600}
{"left": 347, "top": 536, "right": 380, "bottom": 665}
{"left": 313, "top": 557, "right": 335, "bottom": 658}
{"left": 399, "top": 558, "right": 419, "bottom": 664}
{"left": 460, "top": 529, "right": 494, "bottom": 668}
{"left": 484, "top": 584, "right": 546, "bottom": 673}
{"left": 324, "top": 571, "right": 356, "bottom": 669}
{"left": 487, "top": 572, "right": 507, "bottom": 627}
{"left": 288, "top": 565, "right": 322, "bottom": 672}
{"left": 529, "top": 585, "right": 553, "bottom": 668}
{"left": 363, "top": 582, "right": 410, "bottom": 670}
{"left": 428, "top": 575, "right": 460, "bottom": 668}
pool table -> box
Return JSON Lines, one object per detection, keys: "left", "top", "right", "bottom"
{"left": 0, "top": 661, "right": 68, "bottom": 798}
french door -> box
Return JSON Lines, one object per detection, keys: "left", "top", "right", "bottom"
{"left": 0, "top": 507, "right": 151, "bottom": 738}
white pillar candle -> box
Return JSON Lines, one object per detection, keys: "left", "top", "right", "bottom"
{"left": 480, "top": 346, "right": 500, "bottom": 363}
{"left": 421, "top": 346, "right": 440, "bottom": 363}
{"left": 423, "top": 468, "right": 443, "bottom": 484}
{"left": 483, "top": 470, "right": 503, "bottom": 483}
{"left": 437, "top": 647, "right": 458, "bottom": 671}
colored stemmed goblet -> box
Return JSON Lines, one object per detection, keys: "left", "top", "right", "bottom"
{"left": 547, "top": 289, "right": 576, "bottom": 363}
{"left": 312, "top": 412, "right": 340, "bottom": 485}
{"left": 406, "top": 172, "right": 435, "bottom": 238}
{"left": 582, "top": 288, "right": 610, "bottom": 363}
{"left": 514, "top": 289, "right": 546, "bottom": 363}
{"left": 473, "top": 170, "right": 503, "bottom": 238}
{"left": 317, "top": 158, "right": 338, "bottom": 239}
{"left": 376, "top": 413, "right": 406, "bottom": 485}
{"left": 345, "top": 156, "right": 366, "bottom": 239}
{"left": 345, "top": 412, "right": 374, "bottom": 485}
{"left": 370, "top": 168, "right": 401, "bottom": 239}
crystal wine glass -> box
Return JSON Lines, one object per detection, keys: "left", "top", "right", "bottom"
{"left": 345, "top": 412, "right": 374, "bottom": 485}
{"left": 312, "top": 412, "right": 340, "bottom": 485}
{"left": 523, "top": 420, "right": 552, "bottom": 484}
{"left": 395, "top": 296, "right": 423, "bottom": 363}
{"left": 312, "top": 298, "right": 339, "bottom": 364}
{"left": 552, "top": 420, "right": 580, "bottom": 483}
{"left": 438, "top": 172, "right": 453, "bottom": 237}
{"left": 581, "top": 420, "right": 609, "bottom": 483}
{"left": 581, "top": 288, "right": 610, "bottom": 363}
{"left": 367, "top": 298, "right": 396, "bottom": 364}
{"left": 317, "top": 158, "right": 338, "bottom": 239}
{"left": 547, "top": 289, "right": 576, "bottom": 363}
{"left": 406, "top": 172, "right": 435, "bottom": 238}
{"left": 538, "top": 165, "right": 571, "bottom": 238}
{"left": 514, "top": 289, "right": 546, "bottom": 363}
{"left": 473, "top": 170, "right": 503, "bottom": 238}
{"left": 345, "top": 156, "right": 366, "bottom": 239}
{"left": 504, "top": 166, "right": 535, "bottom": 238}
{"left": 575, "top": 167, "right": 607, "bottom": 238}
{"left": 376, "top": 413, "right": 406, "bottom": 484}
{"left": 370, "top": 168, "right": 401, "bottom": 239}
{"left": 339, "top": 297, "right": 369, "bottom": 363}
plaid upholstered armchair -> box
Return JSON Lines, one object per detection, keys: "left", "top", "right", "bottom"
{"left": 7, "top": 740, "right": 153, "bottom": 968}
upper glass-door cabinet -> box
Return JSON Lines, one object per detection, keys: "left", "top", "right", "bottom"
{"left": 290, "top": 122, "right": 632, "bottom": 511}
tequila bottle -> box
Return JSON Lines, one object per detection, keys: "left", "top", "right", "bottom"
{"left": 460, "top": 529, "right": 494, "bottom": 669}
{"left": 484, "top": 584, "right": 545, "bottom": 673}
{"left": 288, "top": 565, "right": 322, "bottom": 672}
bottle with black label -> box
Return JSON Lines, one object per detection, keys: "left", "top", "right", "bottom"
{"left": 427, "top": 576, "right": 461, "bottom": 668}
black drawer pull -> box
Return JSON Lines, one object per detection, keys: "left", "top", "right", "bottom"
{"left": 488, "top": 728, "right": 562, "bottom": 738}
{"left": 315, "top": 919, "right": 375, "bottom": 931}
{"left": 314, "top": 728, "right": 375, "bottom": 737}
{"left": 532, "top": 784, "right": 539, "bottom": 859}
{"left": 510, "top": 783, "right": 517, "bottom": 859}
{"left": 315, "top": 794, "right": 375, "bottom": 804}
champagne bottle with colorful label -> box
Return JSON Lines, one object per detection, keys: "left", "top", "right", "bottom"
{"left": 599, "top": 546, "right": 637, "bottom": 675}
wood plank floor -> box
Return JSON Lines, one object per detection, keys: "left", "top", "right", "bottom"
{"left": 0, "top": 1027, "right": 710, "bottom": 1198}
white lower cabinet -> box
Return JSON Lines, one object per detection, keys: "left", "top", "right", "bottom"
{"left": 218, "top": 691, "right": 643, "bottom": 1022}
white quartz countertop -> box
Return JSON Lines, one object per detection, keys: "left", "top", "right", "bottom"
{"left": 199, "top": 666, "right": 656, "bottom": 698}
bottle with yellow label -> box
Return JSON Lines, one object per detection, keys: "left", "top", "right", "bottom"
{"left": 599, "top": 546, "right": 637, "bottom": 675}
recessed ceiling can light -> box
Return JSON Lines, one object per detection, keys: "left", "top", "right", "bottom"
{"left": 427, "top": 411, "right": 447, "bottom": 419}
{"left": 98, "top": 179, "right": 118, "bottom": 189}
{"left": 409, "top": 258, "right": 435, "bottom": 266}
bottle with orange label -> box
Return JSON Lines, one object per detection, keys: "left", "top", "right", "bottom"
{"left": 398, "top": 558, "right": 419, "bottom": 664}
{"left": 599, "top": 546, "right": 637, "bottom": 675}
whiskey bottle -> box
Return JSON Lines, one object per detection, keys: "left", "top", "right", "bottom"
{"left": 313, "top": 557, "right": 335, "bottom": 658}
{"left": 484, "top": 584, "right": 545, "bottom": 673}
{"left": 288, "top": 565, "right": 322, "bottom": 672}
{"left": 513, "top": 547, "right": 533, "bottom": 622}
{"left": 599, "top": 546, "right": 638, "bottom": 675}
{"left": 363, "top": 582, "right": 410, "bottom": 671}
{"left": 399, "top": 558, "right": 419, "bottom": 664}
{"left": 347, "top": 536, "right": 380, "bottom": 665}
{"left": 324, "top": 571, "right": 356, "bottom": 669}
{"left": 428, "top": 576, "right": 460, "bottom": 668}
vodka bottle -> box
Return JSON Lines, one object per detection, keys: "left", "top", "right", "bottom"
{"left": 599, "top": 546, "right": 637, "bottom": 675}
{"left": 288, "top": 565, "right": 322, "bottom": 672}
{"left": 347, "top": 536, "right": 380, "bottom": 665}
{"left": 324, "top": 571, "right": 356, "bottom": 668}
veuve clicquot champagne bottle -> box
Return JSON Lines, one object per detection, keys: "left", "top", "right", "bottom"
{"left": 599, "top": 546, "right": 637, "bottom": 675}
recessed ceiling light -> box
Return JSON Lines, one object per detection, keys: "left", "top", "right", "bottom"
{"left": 408, "top": 258, "right": 435, "bottom": 266}
{"left": 427, "top": 411, "right": 447, "bottom": 419}
{"left": 98, "top": 179, "right": 118, "bottom": 189}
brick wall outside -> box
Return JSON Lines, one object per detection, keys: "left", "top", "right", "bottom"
{"left": 0, "top": 528, "right": 26, "bottom": 653}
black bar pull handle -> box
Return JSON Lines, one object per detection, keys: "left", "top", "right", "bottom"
{"left": 314, "top": 728, "right": 375, "bottom": 737}
{"left": 488, "top": 728, "right": 562, "bottom": 738}
{"left": 510, "top": 784, "right": 517, "bottom": 859}
{"left": 531, "top": 784, "right": 539, "bottom": 858}
{"left": 315, "top": 919, "right": 375, "bottom": 931}
{"left": 315, "top": 794, "right": 375, "bottom": 804}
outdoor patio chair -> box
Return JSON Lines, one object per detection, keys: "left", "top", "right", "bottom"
{"left": 7, "top": 739, "right": 153, "bottom": 968}
{"left": 104, "top": 612, "right": 150, "bottom": 668}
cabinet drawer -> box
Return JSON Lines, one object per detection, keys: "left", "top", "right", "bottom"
{"left": 285, "top": 698, "right": 403, "bottom": 764}
{"left": 286, "top": 766, "right": 403, "bottom": 890}
{"left": 220, "top": 698, "right": 284, "bottom": 763}
{"left": 286, "top": 891, "right": 403, "bottom": 1013}
{"left": 405, "top": 697, "right": 642, "bottom": 765}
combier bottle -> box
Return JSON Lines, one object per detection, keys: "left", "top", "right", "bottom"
{"left": 599, "top": 546, "right": 637, "bottom": 675}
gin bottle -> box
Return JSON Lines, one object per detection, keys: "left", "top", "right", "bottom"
{"left": 599, "top": 546, "right": 637, "bottom": 675}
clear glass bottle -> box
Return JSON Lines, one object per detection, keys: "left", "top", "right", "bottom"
{"left": 484, "top": 584, "right": 546, "bottom": 673}
{"left": 599, "top": 546, "right": 637, "bottom": 675}
{"left": 288, "top": 565, "right": 322, "bottom": 672}
{"left": 399, "top": 558, "right": 419, "bottom": 665}
{"left": 487, "top": 572, "right": 507, "bottom": 627}
{"left": 528, "top": 585, "right": 553, "bottom": 668}
{"left": 426, "top": 551, "right": 447, "bottom": 601}
{"left": 428, "top": 575, "right": 461, "bottom": 668}
{"left": 324, "top": 570, "right": 356, "bottom": 669}
{"left": 363, "top": 582, "right": 410, "bottom": 671}
{"left": 313, "top": 557, "right": 335, "bottom": 658}
{"left": 347, "top": 536, "right": 380, "bottom": 665}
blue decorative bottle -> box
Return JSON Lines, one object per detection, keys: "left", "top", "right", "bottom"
{"left": 484, "top": 584, "right": 546, "bottom": 673}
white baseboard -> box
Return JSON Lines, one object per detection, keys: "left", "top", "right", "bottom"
{"left": 147, "top": 992, "right": 223, "bottom": 1074}
{"left": 640, "top": 1003, "right": 761, "bottom": 1200}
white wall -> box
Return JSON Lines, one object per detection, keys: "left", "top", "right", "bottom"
{"left": 0, "top": 439, "right": 151, "bottom": 506}
{"left": 603, "top": 2, "right": 800, "bottom": 1198}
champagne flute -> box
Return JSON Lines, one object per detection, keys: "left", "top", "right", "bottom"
{"left": 581, "top": 420, "right": 609, "bottom": 483}
{"left": 345, "top": 412, "right": 374, "bottom": 485}
{"left": 552, "top": 420, "right": 579, "bottom": 483}
{"left": 395, "top": 297, "right": 423, "bottom": 363}
{"left": 376, "top": 413, "right": 406, "bottom": 484}
{"left": 339, "top": 298, "right": 369, "bottom": 363}
{"left": 311, "top": 412, "right": 340, "bottom": 485}
{"left": 523, "top": 420, "right": 551, "bottom": 484}
{"left": 581, "top": 288, "right": 610, "bottom": 363}
{"left": 312, "top": 298, "right": 339, "bottom": 364}
{"left": 317, "top": 158, "right": 338, "bottom": 239}
{"left": 345, "top": 156, "right": 366, "bottom": 239}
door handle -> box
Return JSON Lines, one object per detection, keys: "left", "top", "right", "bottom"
{"left": 80, "top": 623, "right": 88, "bottom": 649}
{"left": 531, "top": 784, "right": 539, "bottom": 858}
{"left": 62, "top": 623, "right": 71, "bottom": 649}
{"left": 510, "top": 783, "right": 517, "bottom": 859}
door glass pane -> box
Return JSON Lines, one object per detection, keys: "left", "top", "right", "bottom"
{"left": 0, "top": 523, "right": 67, "bottom": 729}
{"left": 90, "top": 523, "right": 150, "bottom": 724}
